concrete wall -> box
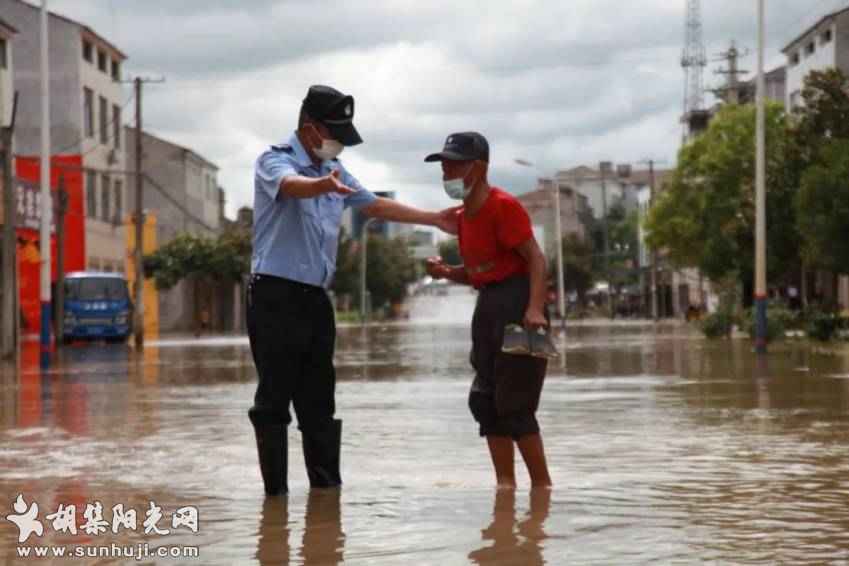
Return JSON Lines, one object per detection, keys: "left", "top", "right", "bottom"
{"left": 79, "top": 27, "right": 127, "bottom": 273}
{"left": 835, "top": 12, "right": 849, "bottom": 87}
{"left": 518, "top": 181, "right": 586, "bottom": 262}
{"left": 0, "top": 0, "right": 82, "bottom": 156}
{"left": 125, "top": 127, "right": 222, "bottom": 332}
{"left": 0, "top": 26, "right": 13, "bottom": 128}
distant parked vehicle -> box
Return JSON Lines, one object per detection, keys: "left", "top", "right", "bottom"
{"left": 62, "top": 272, "right": 132, "bottom": 344}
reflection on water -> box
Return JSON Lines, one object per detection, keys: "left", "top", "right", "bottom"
{"left": 469, "top": 489, "right": 550, "bottom": 566}
{"left": 2, "top": 305, "right": 849, "bottom": 563}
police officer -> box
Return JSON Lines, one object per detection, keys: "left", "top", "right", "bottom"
{"left": 248, "top": 85, "right": 457, "bottom": 495}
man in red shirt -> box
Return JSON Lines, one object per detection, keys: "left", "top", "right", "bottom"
{"left": 424, "top": 132, "right": 552, "bottom": 489}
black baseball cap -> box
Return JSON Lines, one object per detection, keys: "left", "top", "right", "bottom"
{"left": 301, "top": 85, "right": 363, "bottom": 146}
{"left": 424, "top": 132, "right": 489, "bottom": 163}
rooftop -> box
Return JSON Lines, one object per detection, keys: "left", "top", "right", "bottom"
{"left": 129, "top": 127, "right": 219, "bottom": 172}
{"left": 11, "top": 0, "right": 126, "bottom": 59}
{"left": 782, "top": 6, "right": 849, "bottom": 53}
{"left": 0, "top": 16, "right": 18, "bottom": 35}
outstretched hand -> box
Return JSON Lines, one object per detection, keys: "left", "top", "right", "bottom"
{"left": 323, "top": 169, "right": 355, "bottom": 195}
{"left": 434, "top": 206, "right": 462, "bottom": 235}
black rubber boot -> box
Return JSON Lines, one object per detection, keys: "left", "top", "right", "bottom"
{"left": 302, "top": 419, "right": 342, "bottom": 488}
{"left": 253, "top": 423, "right": 288, "bottom": 496}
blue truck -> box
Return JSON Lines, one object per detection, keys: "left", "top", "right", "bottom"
{"left": 62, "top": 272, "right": 132, "bottom": 344}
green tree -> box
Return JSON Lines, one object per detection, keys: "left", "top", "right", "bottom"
{"left": 644, "top": 103, "right": 801, "bottom": 288}
{"left": 331, "top": 232, "right": 418, "bottom": 313}
{"left": 793, "top": 68, "right": 849, "bottom": 163}
{"left": 560, "top": 234, "right": 594, "bottom": 305}
{"left": 143, "top": 228, "right": 252, "bottom": 290}
{"left": 605, "top": 203, "right": 640, "bottom": 287}
{"left": 792, "top": 69, "right": 849, "bottom": 277}
{"left": 797, "top": 139, "right": 849, "bottom": 272}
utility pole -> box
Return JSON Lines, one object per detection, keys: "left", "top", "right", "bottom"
{"left": 360, "top": 217, "right": 377, "bottom": 324}
{"left": 128, "top": 76, "right": 164, "bottom": 349}
{"left": 513, "top": 158, "right": 567, "bottom": 328}
{"left": 550, "top": 178, "right": 566, "bottom": 328}
{"left": 39, "top": 0, "right": 52, "bottom": 369}
{"left": 133, "top": 77, "right": 144, "bottom": 349}
{"left": 599, "top": 161, "right": 613, "bottom": 319}
{"left": 1, "top": 93, "right": 18, "bottom": 360}
{"left": 713, "top": 41, "right": 750, "bottom": 104}
{"left": 55, "top": 175, "right": 67, "bottom": 345}
{"left": 754, "top": 0, "right": 768, "bottom": 354}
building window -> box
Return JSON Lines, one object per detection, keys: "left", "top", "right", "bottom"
{"left": 0, "top": 38, "right": 7, "bottom": 69}
{"left": 82, "top": 40, "right": 92, "bottom": 63}
{"left": 97, "top": 49, "right": 107, "bottom": 72}
{"left": 790, "top": 51, "right": 800, "bottom": 66}
{"left": 114, "top": 179, "right": 122, "bottom": 224}
{"left": 822, "top": 29, "right": 833, "bottom": 45}
{"left": 99, "top": 96, "right": 108, "bottom": 143}
{"left": 111, "top": 59, "right": 120, "bottom": 81}
{"left": 112, "top": 104, "right": 121, "bottom": 148}
{"left": 101, "top": 175, "right": 110, "bottom": 222}
{"left": 806, "top": 41, "right": 816, "bottom": 56}
{"left": 84, "top": 88, "right": 94, "bottom": 138}
{"left": 86, "top": 170, "right": 97, "bottom": 217}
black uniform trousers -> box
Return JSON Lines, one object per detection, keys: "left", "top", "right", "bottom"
{"left": 246, "top": 273, "right": 336, "bottom": 433}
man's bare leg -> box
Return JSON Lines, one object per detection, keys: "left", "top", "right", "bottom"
{"left": 516, "top": 433, "right": 552, "bottom": 488}
{"left": 486, "top": 435, "right": 516, "bottom": 488}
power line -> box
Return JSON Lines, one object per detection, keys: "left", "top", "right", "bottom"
{"left": 52, "top": 90, "right": 135, "bottom": 156}
{"left": 141, "top": 173, "right": 216, "bottom": 233}
{"left": 17, "top": 160, "right": 217, "bottom": 232}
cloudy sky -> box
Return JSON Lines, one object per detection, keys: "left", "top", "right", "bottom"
{"left": 44, "top": 0, "right": 849, "bottom": 218}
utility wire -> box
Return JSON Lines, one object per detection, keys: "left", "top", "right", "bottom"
{"left": 52, "top": 90, "right": 135, "bottom": 156}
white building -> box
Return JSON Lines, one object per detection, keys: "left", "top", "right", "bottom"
{"left": 0, "top": 0, "right": 128, "bottom": 273}
{"left": 783, "top": 6, "right": 849, "bottom": 110}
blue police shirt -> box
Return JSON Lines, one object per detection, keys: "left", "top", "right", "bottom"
{"left": 251, "top": 133, "right": 377, "bottom": 288}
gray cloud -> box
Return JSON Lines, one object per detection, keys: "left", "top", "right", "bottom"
{"left": 45, "top": 0, "right": 849, "bottom": 218}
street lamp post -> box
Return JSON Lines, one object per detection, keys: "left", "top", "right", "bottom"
{"left": 515, "top": 159, "right": 566, "bottom": 327}
{"left": 754, "top": 0, "right": 768, "bottom": 353}
{"left": 360, "top": 217, "right": 377, "bottom": 324}
{"left": 39, "top": 0, "right": 52, "bottom": 368}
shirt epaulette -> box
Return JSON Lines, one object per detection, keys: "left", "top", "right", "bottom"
{"left": 270, "top": 144, "right": 294, "bottom": 153}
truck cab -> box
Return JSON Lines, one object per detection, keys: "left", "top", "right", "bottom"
{"left": 62, "top": 272, "right": 132, "bottom": 344}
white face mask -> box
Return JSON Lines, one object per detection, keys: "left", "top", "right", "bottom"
{"left": 313, "top": 138, "right": 344, "bottom": 161}
{"left": 443, "top": 164, "right": 474, "bottom": 200}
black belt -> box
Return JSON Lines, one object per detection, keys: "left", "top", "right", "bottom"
{"left": 479, "top": 273, "right": 529, "bottom": 291}
{"left": 250, "top": 273, "right": 325, "bottom": 293}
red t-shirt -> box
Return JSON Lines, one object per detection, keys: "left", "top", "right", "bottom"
{"left": 457, "top": 187, "right": 533, "bottom": 289}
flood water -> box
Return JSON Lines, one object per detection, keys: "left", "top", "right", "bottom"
{"left": 2, "top": 286, "right": 849, "bottom": 564}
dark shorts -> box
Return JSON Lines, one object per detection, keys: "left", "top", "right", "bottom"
{"left": 468, "top": 275, "right": 547, "bottom": 439}
{"left": 246, "top": 274, "right": 336, "bottom": 431}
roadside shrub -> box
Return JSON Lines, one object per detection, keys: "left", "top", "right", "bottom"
{"left": 700, "top": 310, "right": 735, "bottom": 339}
{"left": 806, "top": 309, "right": 847, "bottom": 342}
{"left": 744, "top": 303, "right": 795, "bottom": 343}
